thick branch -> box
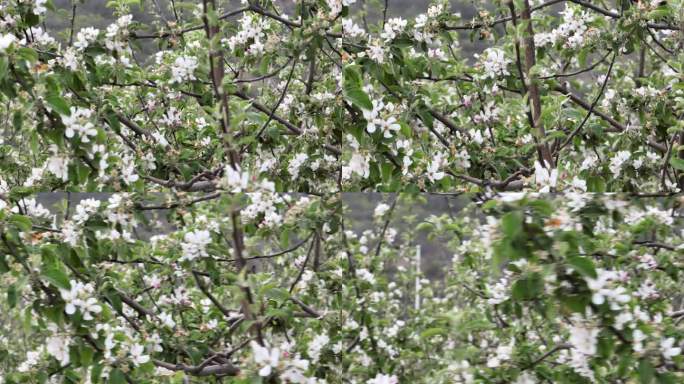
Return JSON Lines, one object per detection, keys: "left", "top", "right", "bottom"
{"left": 521, "top": 0, "right": 553, "bottom": 166}
{"left": 153, "top": 359, "right": 239, "bottom": 377}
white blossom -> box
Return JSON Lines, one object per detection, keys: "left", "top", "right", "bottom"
{"left": 222, "top": 164, "right": 250, "bottom": 192}
{"left": 478, "top": 48, "right": 511, "bottom": 79}
{"left": 344, "top": 153, "right": 370, "bottom": 179}
{"left": 74, "top": 27, "right": 99, "bottom": 50}
{"left": 288, "top": 153, "right": 309, "bottom": 179}
{"left": 62, "top": 107, "right": 97, "bottom": 142}
{"left": 170, "top": 56, "right": 198, "bottom": 84}
{"left": 46, "top": 334, "right": 70, "bottom": 366}
{"left": 0, "top": 34, "right": 16, "bottom": 52}
{"left": 17, "top": 350, "right": 42, "bottom": 372}
{"left": 342, "top": 18, "right": 365, "bottom": 38}
{"left": 72, "top": 198, "right": 101, "bottom": 224}
{"left": 609, "top": 150, "right": 630, "bottom": 176}
{"left": 307, "top": 333, "right": 329, "bottom": 362}
{"left": 487, "top": 340, "right": 514, "bottom": 368}
{"left": 368, "top": 373, "right": 398, "bottom": 384}
{"left": 45, "top": 153, "right": 70, "bottom": 182}
{"left": 367, "top": 40, "right": 386, "bottom": 64}
{"left": 426, "top": 153, "right": 446, "bottom": 182}
{"left": 59, "top": 280, "right": 102, "bottom": 321}
{"left": 374, "top": 203, "right": 391, "bottom": 218}
{"left": 181, "top": 229, "right": 212, "bottom": 261}
{"left": 660, "top": 337, "right": 681, "bottom": 360}
{"left": 569, "top": 324, "right": 599, "bottom": 356}
{"left": 159, "top": 312, "right": 176, "bottom": 328}
{"left": 129, "top": 344, "right": 150, "bottom": 366}
{"left": 33, "top": 0, "right": 48, "bottom": 15}
{"left": 534, "top": 161, "right": 558, "bottom": 193}
{"left": 251, "top": 341, "right": 280, "bottom": 377}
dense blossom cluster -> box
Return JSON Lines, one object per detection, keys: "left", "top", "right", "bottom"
{"left": 339, "top": 0, "right": 684, "bottom": 193}
{"left": 1, "top": 0, "right": 684, "bottom": 383}
{"left": 2, "top": 192, "right": 683, "bottom": 382}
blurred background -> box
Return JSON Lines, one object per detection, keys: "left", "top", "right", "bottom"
{"left": 43, "top": 0, "right": 496, "bottom": 59}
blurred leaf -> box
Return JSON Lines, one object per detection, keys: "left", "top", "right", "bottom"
{"left": 512, "top": 273, "right": 543, "bottom": 301}
{"left": 9, "top": 214, "right": 32, "bottom": 232}
{"left": 669, "top": 157, "right": 684, "bottom": 171}
{"left": 46, "top": 94, "right": 71, "bottom": 116}
{"left": 420, "top": 327, "right": 447, "bottom": 340}
{"left": 567, "top": 256, "right": 597, "bottom": 278}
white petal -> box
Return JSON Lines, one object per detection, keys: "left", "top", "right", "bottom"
{"left": 258, "top": 365, "right": 272, "bottom": 377}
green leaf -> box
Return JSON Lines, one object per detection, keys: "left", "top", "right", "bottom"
{"left": 567, "top": 256, "right": 597, "bottom": 279}
{"left": 501, "top": 211, "right": 523, "bottom": 238}
{"left": 0, "top": 254, "right": 9, "bottom": 273}
{"left": 559, "top": 294, "right": 589, "bottom": 313}
{"left": 0, "top": 56, "right": 8, "bottom": 81}
{"left": 343, "top": 65, "right": 372, "bottom": 110}
{"left": 9, "top": 214, "right": 32, "bottom": 231}
{"left": 46, "top": 94, "right": 71, "bottom": 116}
{"left": 648, "top": 7, "right": 671, "bottom": 20}
{"left": 75, "top": 161, "right": 91, "bottom": 184}
{"left": 657, "top": 372, "right": 678, "bottom": 384}
{"left": 416, "top": 105, "right": 434, "bottom": 128}
{"left": 638, "top": 359, "right": 655, "bottom": 384}
{"left": 343, "top": 64, "right": 363, "bottom": 87}
{"left": 265, "top": 287, "right": 290, "bottom": 303}
{"left": 7, "top": 284, "right": 17, "bottom": 308}
{"left": 512, "top": 273, "right": 544, "bottom": 301}
{"left": 109, "top": 368, "right": 126, "bottom": 384}
{"left": 416, "top": 222, "right": 434, "bottom": 232}
{"left": 79, "top": 345, "right": 94, "bottom": 366}
{"left": 344, "top": 87, "right": 373, "bottom": 110}
{"left": 279, "top": 228, "right": 290, "bottom": 249}
{"left": 42, "top": 266, "right": 70, "bottom": 290}
{"left": 586, "top": 176, "right": 606, "bottom": 192}
{"left": 105, "top": 289, "right": 122, "bottom": 314}
{"left": 16, "top": 47, "right": 38, "bottom": 63}
{"left": 669, "top": 157, "right": 684, "bottom": 171}
{"left": 420, "top": 327, "right": 447, "bottom": 340}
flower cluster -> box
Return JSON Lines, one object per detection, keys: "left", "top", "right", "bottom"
{"left": 170, "top": 55, "right": 198, "bottom": 84}
{"left": 62, "top": 107, "right": 97, "bottom": 142}
{"left": 74, "top": 27, "right": 99, "bottom": 50}
{"left": 363, "top": 100, "right": 401, "bottom": 138}
{"left": 225, "top": 15, "right": 267, "bottom": 55}
{"left": 180, "top": 229, "right": 212, "bottom": 261}
{"left": 477, "top": 48, "right": 511, "bottom": 80}
{"left": 59, "top": 280, "right": 102, "bottom": 321}
{"left": 535, "top": 6, "right": 597, "bottom": 49}
{"left": 250, "top": 341, "right": 312, "bottom": 382}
